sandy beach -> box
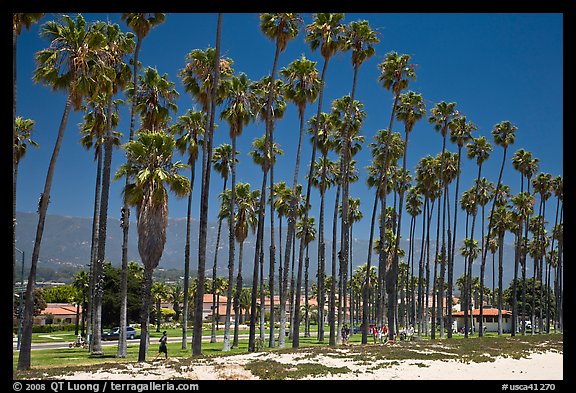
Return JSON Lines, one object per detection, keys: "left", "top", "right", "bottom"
{"left": 47, "top": 347, "right": 563, "bottom": 380}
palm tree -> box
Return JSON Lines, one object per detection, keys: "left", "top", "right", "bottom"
{"left": 209, "top": 143, "right": 238, "bottom": 343}
{"left": 405, "top": 186, "right": 423, "bottom": 327}
{"left": 220, "top": 72, "right": 256, "bottom": 351}
{"left": 375, "top": 51, "right": 416, "bottom": 336}
{"left": 307, "top": 112, "right": 337, "bottom": 342}
{"left": 119, "top": 13, "right": 164, "bottom": 357}
{"left": 427, "top": 101, "right": 458, "bottom": 338}
{"left": 13, "top": 117, "right": 39, "bottom": 310}
{"left": 475, "top": 177, "right": 495, "bottom": 336}
{"left": 346, "top": 197, "right": 363, "bottom": 331}
{"left": 115, "top": 130, "right": 190, "bottom": 362}
{"left": 248, "top": 76, "right": 287, "bottom": 352}
{"left": 279, "top": 53, "right": 322, "bottom": 347}
{"left": 12, "top": 13, "right": 43, "bottom": 321}
{"left": 444, "top": 115, "right": 475, "bottom": 337}
{"left": 78, "top": 92, "right": 123, "bottom": 354}
{"left": 478, "top": 120, "right": 518, "bottom": 334}
{"left": 338, "top": 18, "right": 379, "bottom": 334}
{"left": 152, "top": 282, "right": 170, "bottom": 332}
{"left": 179, "top": 42, "right": 233, "bottom": 353}
{"left": 248, "top": 132, "right": 284, "bottom": 350}
{"left": 18, "top": 15, "right": 105, "bottom": 370}
{"left": 531, "top": 172, "right": 553, "bottom": 332}
{"left": 296, "top": 214, "right": 316, "bottom": 337}
{"left": 169, "top": 110, "right": 205, "bottom": 348}
{"left": 259, "top": 13, "right": 302, "bottom": 346}
{"left": 388, "top": 90, "right": 425, "bottom": 340}
{"left": 221, "top": 183, "right": 260, "bottom": 348}
{"left": 330, "top": 96, "right": 365, "bottom": 343}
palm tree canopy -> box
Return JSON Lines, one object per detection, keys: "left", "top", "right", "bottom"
{"left": 259, "top": 13, "right": 303, "bottom": 53}
{"left": 377, "top": 51, "right": 416, "bottom": 96}
{"left": 13, "top": 13, "right": 44, "bottom": 35}
{"left": 33, "top": 14, "right": 107, "bottom": 110}
{"left": 129, "top": 66, "right": 179, "bottom": 132}
{"left": 491, "top": 120, "right": 517, "bottom": 149}
{"left": 220, "top": 72, "right": 256, "bottom": 139}
{"left": 169, "top": 110, "right": 206, "bottom": 164}
{"left": 212, "top": 143, "right": 239, "bottom": 181}
{"left": 280, "top": 55, "right": 320, "bottom": 115}
{"left": 466, "top": 136, "right": 493, "bottom": 166}
{"left": 396, "top": 91, "right": 426, "bottom": 133}
{"left": 179, "top": 47, "right": 234, "bottom": 111}
{"left": 428, "top": 101, "right": 458, "bottom": 137}
{"left": 449, "top": 116, "right": 476, "bottom": 148}
{"left": 121, "top": 13, "right": 165, "bottom": 41}
{"left": 14, "top": 117, "right": 39, "bottom": 164}
{"left": 305, "top": 13, "right": 346, "bottom": 60}
{"left": 343, "top": 19, "right": 379, "bottom": 69}
{"left": 249, "top": 134, "right": 283, "bottom": 171}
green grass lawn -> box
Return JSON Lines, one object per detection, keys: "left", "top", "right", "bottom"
{"left": 14, "top": 323, "right": 563, "bottom": 376}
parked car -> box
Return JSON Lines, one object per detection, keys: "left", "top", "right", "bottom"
{"left": 101, "top": 326, "right": 138, "bottom": 341}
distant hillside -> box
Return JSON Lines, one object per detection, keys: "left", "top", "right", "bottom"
{"left": 15, "top": 211, "right": 521, "bottom": 291}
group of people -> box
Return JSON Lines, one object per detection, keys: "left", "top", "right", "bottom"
{"left": 369, "top": 323, "right": 415, "bottom": 343}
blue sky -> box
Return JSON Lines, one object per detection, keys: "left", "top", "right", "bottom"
{"left": 15, "top": 13, "right": 563, "bottom": 243}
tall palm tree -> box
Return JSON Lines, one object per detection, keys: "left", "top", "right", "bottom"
{"left": 248, "top": 132, "right": 284, "bottom": 350}
{"left": 179, "top": 43, "right": 233, "bottom": 352}
{"left": 79, "top": 92, "right": 123, "bottom": 354}
{"left": 13, "top": 13, "right": 43, "bottom": 321}
{"left": 338, "top": 19, "right": 379, "bottom": 338}
{"left": 307, "top": 112, "right": 336, "bottom": 342}
{"left": 259, "top": 13, "right": 302, "bottom": 347}
{"left": 219, "top": 183, "right": 260, "bottom": 348}
{"left": 388, "top": 90, "right": 425, "bottom": 340}
{"left": 220, "top": 72, "right": 256, "bottom": 351}
{"left": 330, "top": 96, "right": 365, "bottom": 343}
{"left": 475, "top": 177, "right": 495, "bottom": 336}
{"left": 115, "top": 130, "right": 190, "bottom": 362}
{"left": 13, "top": 117, "right": 39, "bottom": 312}
{"left": 427, "top": 101, "right": 458, "bottom": 338}
{"left": 405, "top": 186, "right": 423, "bottom": 327}
{"left": 531, "top": 172, "right": 553, "bottom": 332}
{"left": 296, "top": 214, "right": 316, "bottom": 337}
{"left": 169, "top": 110, "right": 205, "bottom": 348}
{"left": 445, "top": 115, "right": 475, "bottom": 337}
{"left": 278, "top": 53, "right": 321, "bottom": 347}
{"left": 346, "top": 197, "right": 363, "bottom": 331}
{"left": 462, "top": 136, "right": 492, "bottom": 337}
{"left": 209, "top": 143, "right": 238, "bottom": 343}
{"left": 375, "top": 51, "right": 416, "bottom": 336}
{"left": 18, "top": 15, "right": 105, "bottom": 370}
{"left": 248, "top": 76, "right": 287, "bottom": 352}
{"left": 478, "top": 120, "right": 518, "bottom": 332}
{"left": 118, "top": 12, "right": 164, "bottom": 357}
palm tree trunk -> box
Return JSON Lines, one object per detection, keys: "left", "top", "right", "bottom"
{"left": 317, "top": 159, "right": 328, "bottom": 342}
{"left": 497, "top": 233, "right": 504, "bottom": 335}
{"left": 249, "top": 162, "right": 268, "bottom": 352}
{"left": 195, "top": 13, "right": 222, "bottom": 356}
{"left": 118, "top": 34, "right": 142, "bottom": 359}
{"left": 211, "top": 178, "right": 227, "bottom": 343}
{"left": 18, "top": 95, "right": 73, "bottom": 370}
{"left": 362, "top": 187, "right": 380, "bottom": 344}
{"left": 182, "top": 161, "right": 196, "bottom": 349}
{"left": 330, "top": 183, "right": 341, "bottom": 346}
{"left": 138, "top": 266, "right": 154, "bottom": 362}
{"left": 280, "top": 105, "right": 306, "bottom": 348}
{"left": 447, "top": 147, "right": 463, "bottom": 339}
{"left": 233, "top": 241, "right": 244, "bottom": 348}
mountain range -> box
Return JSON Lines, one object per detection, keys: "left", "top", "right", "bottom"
{"left": 15, "top": 211, "right": 522, "bottom": 291}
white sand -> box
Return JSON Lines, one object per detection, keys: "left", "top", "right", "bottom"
{"left": 49, "top": 349, "right": 562, "bottom": 380}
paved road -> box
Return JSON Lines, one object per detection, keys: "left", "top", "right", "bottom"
{"left": 13, "top": 334, "right": 252, "bottom": 351}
